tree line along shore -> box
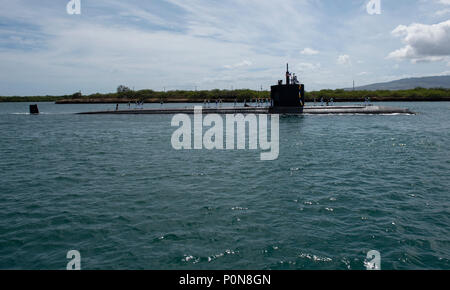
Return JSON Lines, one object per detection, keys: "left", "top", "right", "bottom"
{"left": 1, "top": 87, "right": 450, "bottom": 103}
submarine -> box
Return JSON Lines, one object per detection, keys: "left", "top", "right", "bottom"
{"left": 269, "top": 64, "right": 305, "bottom": 114}
{"left": 78, "top": 65, "right": 414, "bottom": 115}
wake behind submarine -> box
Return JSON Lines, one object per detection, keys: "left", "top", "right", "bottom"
{"left": 78, "top": 65, "right": 414, "bottom": 115}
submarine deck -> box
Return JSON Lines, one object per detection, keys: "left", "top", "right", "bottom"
{"left": 77, "top": 105, "right": 414, "bottom": 115}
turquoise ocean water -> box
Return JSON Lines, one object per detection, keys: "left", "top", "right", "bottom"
{"left": 0, "top": 102, "right": 448, "bottom": 269}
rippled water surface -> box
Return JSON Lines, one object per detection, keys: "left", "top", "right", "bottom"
{"left": 0, "top": 102, "right": 449, "bottom": 269}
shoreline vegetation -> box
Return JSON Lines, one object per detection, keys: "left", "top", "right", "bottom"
{"left": 1, "top": 87, "right": 450, "bottom": 103}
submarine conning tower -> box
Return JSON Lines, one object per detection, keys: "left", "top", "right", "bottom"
{"left": 269, "top": 63, "right": 305, "bottom": 114}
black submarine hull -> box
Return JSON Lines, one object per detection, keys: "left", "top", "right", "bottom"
{"left": 77, "top": 105, "right": 414, "bottom": 115}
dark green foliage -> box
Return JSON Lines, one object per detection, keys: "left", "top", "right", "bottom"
{"left": 72, "top": 92, "right": 82, "bottom": 98}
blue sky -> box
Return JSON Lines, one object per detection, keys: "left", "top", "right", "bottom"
{"left": 0, "top": 0, "right": 449, "bottom": 95}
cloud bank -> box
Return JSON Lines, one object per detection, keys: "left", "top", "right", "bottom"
{"left": 388, "top": 20, "right": 450, "bottom": 63}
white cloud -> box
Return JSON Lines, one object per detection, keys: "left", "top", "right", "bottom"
{"left": 300, "top": 48, "right": 319, "bottom": 55}
{"left": 436, "top": 8, "right": 450, "bottom": 16}
{"left": 436, "top": 0, "right": 450, "bottom": 15}
{"left": 388, "top": 20, "right": 450, "bottom": 63}
{"left": 437, "top": 70, "right": 450, "bottom": 75}
{"left": 224, "top": 60, "right": 252, "bottom": 69}
{"left": 165, "top": 0, "right": 316, "bottom": 50}
{"left": 297, "top": 62, "right": 321, "bottom": 71}
{"left": 337, "top": 54, "right": 351, "bottom": 65}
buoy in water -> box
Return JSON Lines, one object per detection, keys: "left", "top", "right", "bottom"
{"left": 29, "top": 104, "right": 39, "bottom": 115}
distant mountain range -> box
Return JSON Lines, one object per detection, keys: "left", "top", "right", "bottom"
{"left": 346, "top": 75, "right": 450, "bottom": 91}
